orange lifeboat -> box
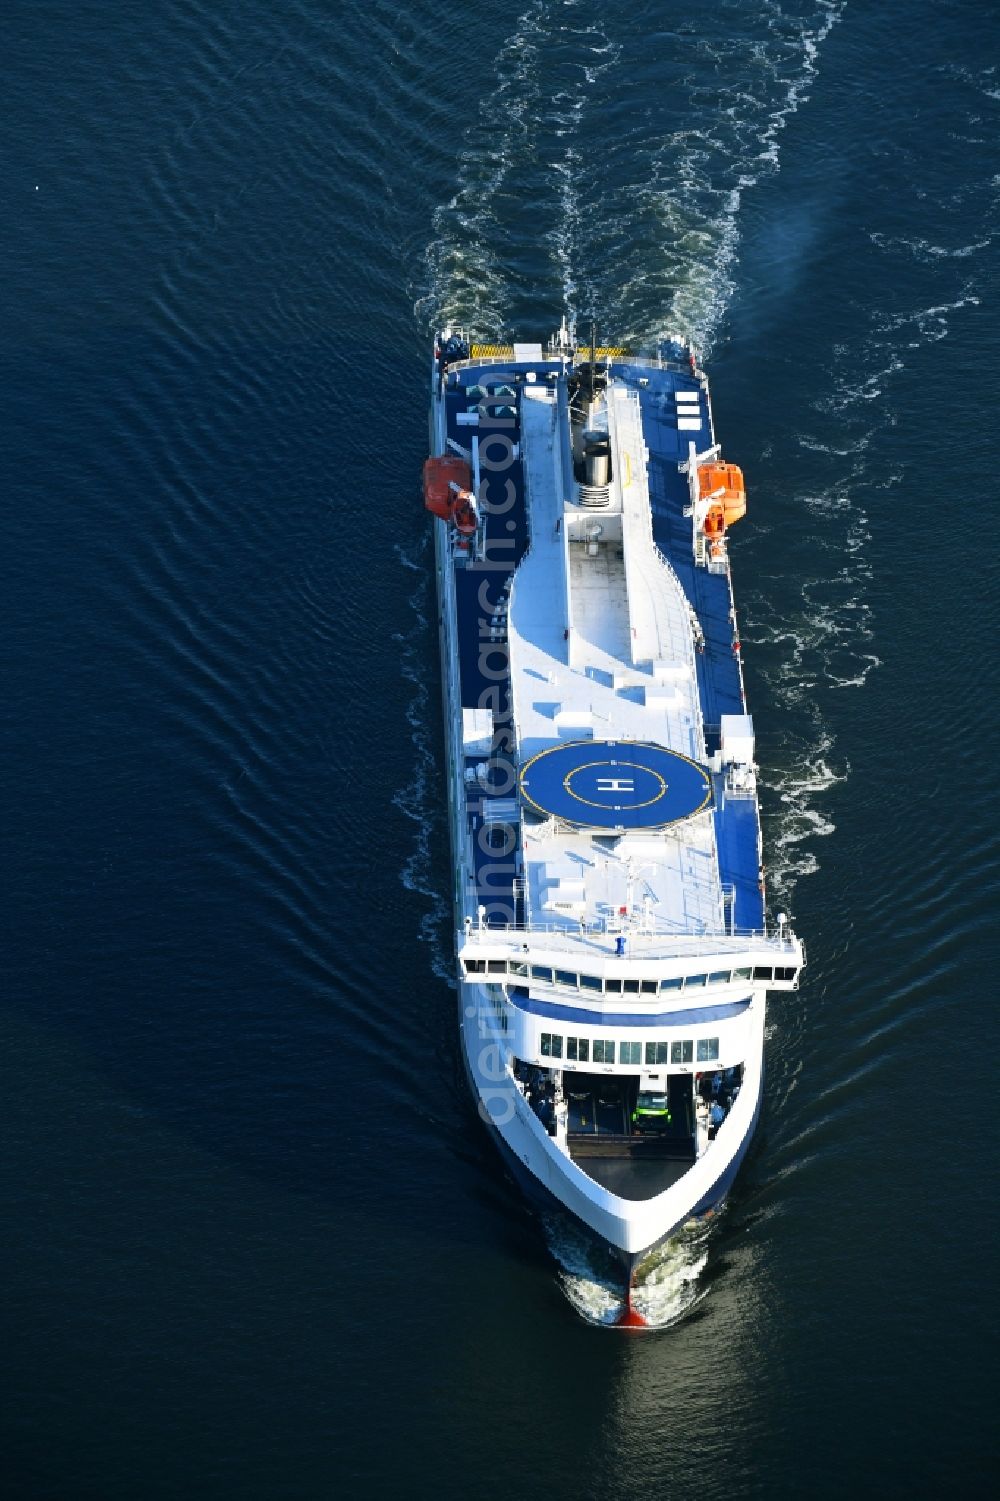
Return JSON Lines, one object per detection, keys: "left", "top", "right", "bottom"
{"left": 423, "top": 455, "right": 472, "bottom": 520}
{"left": 698, "top": 461, "right": 746, "bottom": 528}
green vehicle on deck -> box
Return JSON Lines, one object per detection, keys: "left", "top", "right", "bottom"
{"left": 632, "top": 1088, "right": 673, "bottom": 1135}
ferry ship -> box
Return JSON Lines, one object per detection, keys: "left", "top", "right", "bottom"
{"left": 424, "top": 323, "right": 803, "bottom": 1326}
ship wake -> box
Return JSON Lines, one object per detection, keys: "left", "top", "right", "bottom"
{"left": 418, "top": 0, "right": 845, "bottom": 354}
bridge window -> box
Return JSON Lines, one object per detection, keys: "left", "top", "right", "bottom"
{"left": 540, "top": 1033, "right": 563, "bottom": 1059}
{"left": 531, "top": 965, "right": 553, "bottom": 983}
{"left": 567, "top": 1037, "right": 589, "bottom": 1063}
{"left": 697, "top": 1037, "right": 720, "bottom": 1062}
{"left": 465, "top": 960, "right": 486, "bottom": 974}
{"left": 580, "top": 974, "right": 602, "bottom": 992}
{"left": 605, "top": 978, "right": 622, "bottom": 994}
{"left": 753, "top": 966, "right": 773, "bottom": 981}
{"left": 708, "top": 970, "right": 730, "bottom": 985}
{"left": 592, "top": 1039, "right": 615, "bottom": 1064}
{"left": 659, "top": 977, "right": 683, "bottom": 993}
{"left": 685, "top": 974, "right": 708, "bottom": 990}
{"left": 645, "top": 1042, "right": 669, "bottom": 1065}
{"left": 733, "top": 967, "right": 752, "bottom": 981}
{"left": 671, "top": 1039, "right": 694, "bottom": 1064}
{"left": 620, "top": 1041, "right": 641, "bottom": 1065}
{"left": 775, "top": 967, "right": 797, "bottom": 982}
{"left": 509, "top": 961, "right": 529, "bottom": 978}
{"left": 640, "top": 980, "right": 657, "bottom": 995}
{"left": 555, "top": 969, "right": 577, "bottom": 988}
{"left": 487, "top": 960, "right": 507, "bottom": 975}
{"left": 622, "top": 979, "right": 640, "bottom": 995}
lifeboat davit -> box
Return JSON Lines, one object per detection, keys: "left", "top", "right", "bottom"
{"left": 698, "top": 461, "right": 746, "bottom": 528}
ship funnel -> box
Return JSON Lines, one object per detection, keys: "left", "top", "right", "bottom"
{"left": 583, "top": 432, "right": 610, "bottom": 488}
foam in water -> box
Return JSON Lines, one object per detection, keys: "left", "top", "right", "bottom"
{"left": 768, "top": 732, "right": 846, "bottom": 896}
{"left": 543, "top": 1209, "right": 713, "bottom": 1329}
{"left": 416, "top": 0, "right": 551, "bottom": 334}
{"left": 746, "top": 199, "right": 983, "bottom": 901}
{"left": 874, "top": 289, "right": 983, "bottom": 347}
{"left": 418, "top": 0, "right": 846, "bottom": 350}
{"left": 751, "top": 191, "right": 986, "bottom": 899}
{"left": 869, "top": 232, "right": 993, "bottom": 262}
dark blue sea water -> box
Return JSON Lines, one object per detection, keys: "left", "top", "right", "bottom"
{"left": 2, "top": 0, "right": 997, "bottom": 1494}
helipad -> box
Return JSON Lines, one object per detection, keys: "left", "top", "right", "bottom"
{"left": 518, "top": 739, "right": 713, "bottom": 831}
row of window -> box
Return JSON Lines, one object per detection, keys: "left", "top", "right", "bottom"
{"left": 464, "top": 959, "right": 796, "bottom": 990}
{"left": 539, "top": 1033, "right": 721, "bottom": 1065}
{"left": 645, "top": 1038, "right": 720, "bottom": 1064}
{"left": 486, "top": 986, "right": 509, "bottom": 1033}
{"left": 563, "top": 1037, "right": 639, "bottom": 1064}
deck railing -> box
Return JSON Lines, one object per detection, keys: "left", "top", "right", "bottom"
{"left": 459, "top": 915, "right": 801, "bottom": 961}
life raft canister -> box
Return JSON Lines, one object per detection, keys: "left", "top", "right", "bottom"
{"left": 698, "top": 461, "right": 747, "bottom": 529}
{"left": 423, "top": 455, "right": 472, "bottom": 520}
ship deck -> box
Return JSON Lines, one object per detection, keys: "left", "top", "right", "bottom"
{"left": 440, "top": 352, "right": 765, "bottom": 943}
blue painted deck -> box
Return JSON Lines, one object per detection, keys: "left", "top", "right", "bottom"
{"left": 616, "top": 362, "right": 764, "bottom": 933}
{"left": 445, "top": 370, "right": 528, "bottom": 711}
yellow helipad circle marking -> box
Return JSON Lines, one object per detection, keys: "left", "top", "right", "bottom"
{"left": 517, "top": 738, "right": 713, "bottom": 827}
